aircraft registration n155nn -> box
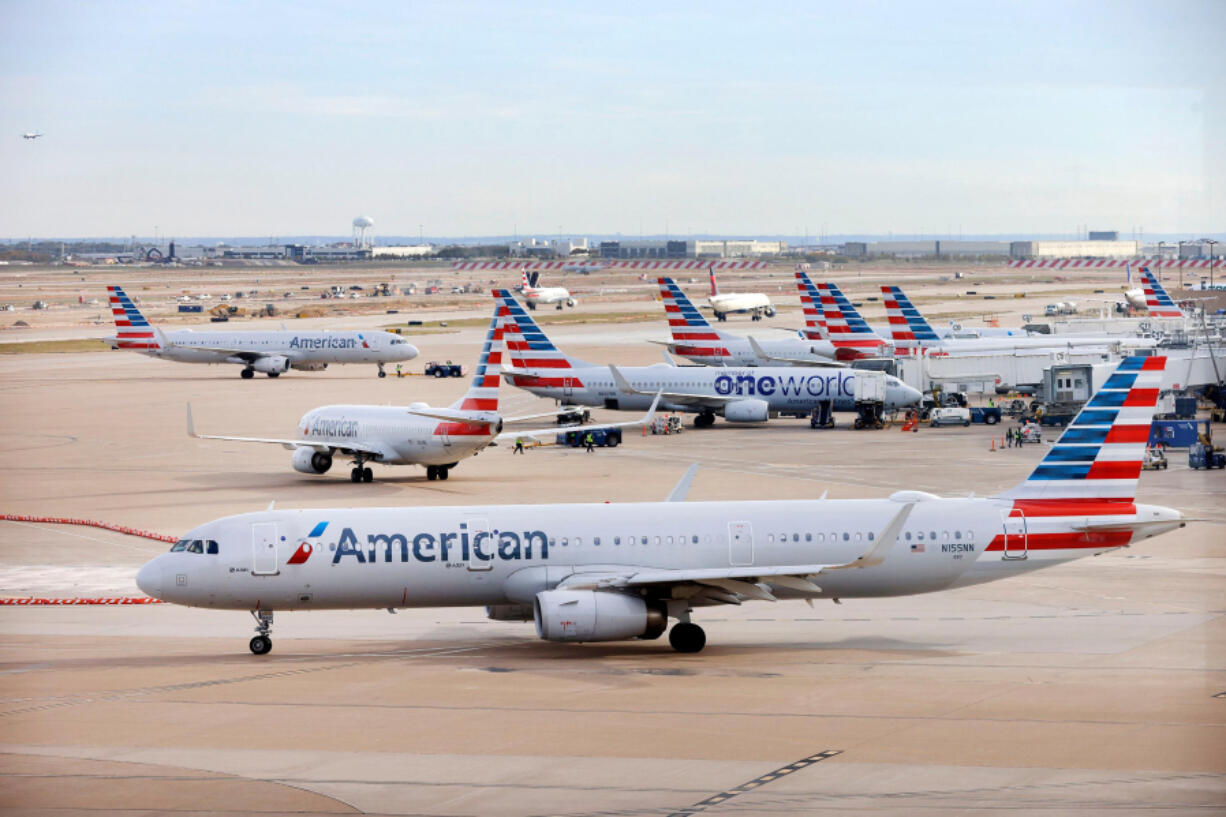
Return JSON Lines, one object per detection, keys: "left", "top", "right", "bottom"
{"left": 186, "top": 310, "right": 659, "bottom": 482}
{"left": 104, "top": 285, "right": 418, "bottom": 378}
{"left": 137, "top": 357, "right": 1183, "bottom": 656}
{"left": 495, "top": 289, "right": 920, "bottom": 427}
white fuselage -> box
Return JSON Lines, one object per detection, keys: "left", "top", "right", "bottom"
{"left": 139, "top": 329, "right": 417, "bottom": 368}
{"left": 136, "top": 496, "right": 1180, "bottom": 612}
{"left": 709, "top": 292, "right": 771, "bottom": 315}
{"left": 668, "top": 334, "right": 886, "bottom": 366}
{"left": 298, "top": 404, "right": 497, "bottom": 467}
{"left": 524, "top": 286, "right": 572, "bottom": 306}
{"left": 504, "top": 363, "right": 921, "bottom": 414}
{"left": 900, "top": 335, "right": 1158, "bottom": 357}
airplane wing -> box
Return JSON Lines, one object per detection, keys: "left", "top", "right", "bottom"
{"left": 559, "top": 502, "right": 914, "bottom": 602}
{"left": 186, "top": 403, "right": 389, "bottom": 458}
{"left": 608, "top": 365, "right": 739, "bottom": 410}
{"left": 403, "top": 408, "right": 498, "bottom": 428}
{"left": 747, "top": 336, "right": 845, "bottom": 367}
{"left": 493, "top": 390, "right": 661, "bottom": 443}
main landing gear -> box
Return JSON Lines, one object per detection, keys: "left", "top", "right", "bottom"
{"left": 693, "top": 412, "right": 716, "bottom": 429}
{"left": 249, "top": 610, "right": 274, "bottom": 655}
{"left": 349, "top": 454, "right": 373, "bottom": 483}
{"left": 425, "top": 464, "right": 454, "bottom": 481}
{"left": 241, "top": 367, "right": 255, "bottom": 379}
{"left": 377, "top": 363, "right": 387, "bottom": 378}
{"left": 669, "top": 622, "right": 706, "bottom": 653}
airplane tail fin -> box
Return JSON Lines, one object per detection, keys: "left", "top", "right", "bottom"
{"left": 880, "top": 285, "right": 941, "bottom": 349}
{"left": 492, "top": 289, "right": 594, "bottom": 370}
{"left": 450, "top": 308, "right": 506, "bottom": 412}
{"left": 794, "top": 268, "right": 828, "bottom": 339}
{"left": 658, "top": 277, "right": 733, "bottom": 355}
{"left": 996, "top": 355, "right": 1166, "bottom": 504}
{"left": 708, "top": 267, "right": 720, "bottom": 296}
{"left": 107, "top": 285, "right": 163, "bottom": 350}
{"left": 1141, "top": 268, "right": 1182, "bottom": 317}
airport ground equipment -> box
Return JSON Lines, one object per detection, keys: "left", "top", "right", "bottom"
{"left": 970, "top": 406, "right": 1002, "bottom": 424}
{"left": 557, "top": 408, "right": 591, "bottom": 426}
{"left": 1148, "top": 420, "right": 1202, "bottom": 448}
{"left": 852, "top": 370, "right": 887, "bottom": 429}
{"left": 930, "top": 407, "right": 972, "bottom": 427}
{"left": 425, "top": 361, "right": 464, "bottom": 378}
{"left": 1188, "top": 421, "right": 1225, "bottom": 469}
{"left": 556, "top": 428, "right": 622, "bottom": 448}
{"left": 810, "top": 400, "right": 835, "bottom": 429}
{"left": 1142, "top": 447, "right": 1169, "bottom": 470}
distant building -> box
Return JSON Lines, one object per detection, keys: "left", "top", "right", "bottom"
{"left": 1010, "top": 240, "right": 1140, "bottom": 259}
{"left": 1088, "top": 231, "right": 1119, "bottom": 241}
{"left": 372, "top": 245, "right": 434, "bottom": 259}
{"left": 598, "top": 239, "right": 784, "bottom": 259}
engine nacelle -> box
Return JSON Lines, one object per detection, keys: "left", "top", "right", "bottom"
{"left": 723, "top": 398, "right": 770, "bottom": 423}
{"left": 251, "top": 355, "right": 290, "bottom": 374}
{"left": 486, "top": 604, "right": 534, "bottom": 622}
{"left": 533, "top": 590, "right": 666, "bottom": 643}
{"left": 290, "top": 360, "right": 328, "bottom": 371}
{"left": 291, "top": 447, "right": 332, "bottom": 474}
{"left": 565, "top": 297, "right": 577, "bottom": 307}
{"left": 764, "top": 305, "right": 777, "bottom": 317}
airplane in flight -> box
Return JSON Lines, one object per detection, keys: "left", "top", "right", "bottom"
{"left": 187, "top": 311, "right": 659, "bottom": 482}
{"left": 104, "top": 285, "right": 418, "bottom": 378}
{"left": 654, "top": 277, "right": 847, "bottom": 367}
{"left": 496, "top": 289, "right": 920, "bottom": 426}
{"left": 879, "top": 285, "right": 1157, "bottom": 356}
{"left": 519, "top": 269, "right": 576, "bottom": 310}
{"left": 22, "top": 131, "right": 43, "bottom": 140}
{"left": 706, "top": 268, "right": 775, "bottom": 321}
{"left": 136, "top": 354, "right": 1184, "bottom": 655}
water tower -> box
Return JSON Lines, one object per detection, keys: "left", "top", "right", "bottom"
{"left": 352, "top": 215, "right": 375, "bottom": 249}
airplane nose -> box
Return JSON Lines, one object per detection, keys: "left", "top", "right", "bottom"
{"left": 902, "top": 384, "right": 923, "bottom": 406}
{"left": 136, "top": 560, "right": 163, "bottom": 600}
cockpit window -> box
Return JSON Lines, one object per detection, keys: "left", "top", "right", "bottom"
{"left": 170, "top": 540, "right": 188, "bottom": 552}
{"left": 207, "top": 540, "right": 219, "bottom": 554}
{"left": 186, "top": 540, "right": 204, "bottom": 554}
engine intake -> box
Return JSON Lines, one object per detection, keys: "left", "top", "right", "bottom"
{"left": 723, "top": 398, "right": 770, "bottom": 423}
{"left": 292, "top": 447, "right": 332, "bottom": 474}
{"left": 252, "top": 355, "right": 290, "bottom": 374}
{"left": 533, "top": 590, "right": 666, "bottom": 643}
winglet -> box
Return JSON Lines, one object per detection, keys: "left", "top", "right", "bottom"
{"left": 609, "top": 365, "right": 645, "bottom": 395}
{"left": 642, "top": 389, "right": 662, "bottom": 427}
{"left": 827, "top": 502, "right": 914, "bottom": 570}
{"left": 667, "top": 464, "right": 699, "bottom": 502}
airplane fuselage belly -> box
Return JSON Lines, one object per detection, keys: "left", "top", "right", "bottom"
{"left": 159, "top": 330, "right": 414, "bottom": 366}
{"left": 149, "top": 499, "right": 1124, "bottom": 612}
{"left": 299, "top": 405, "right": 493, "bottom": 467}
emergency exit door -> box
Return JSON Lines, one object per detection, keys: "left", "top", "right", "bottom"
{"left": 252, "top": 522, "right": 280, "bottom": 575}
{"left": 728, "top": 521, "right": 754, "bottom": 566}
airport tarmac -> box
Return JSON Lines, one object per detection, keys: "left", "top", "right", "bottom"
{"left": 2, "top": 278, "right": 1225, "bottom": 815}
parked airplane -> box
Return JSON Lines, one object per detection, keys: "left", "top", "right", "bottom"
{"left": 707, "top": 268, "right": 775, "bottom": 321}
{"left": 496, "top": 289, "right": 919, "bottom": 426}
{"left": 519, "top": 269, "right": 576, "bottom": 310}
{"left": 104, "top": 285, "right": 418, "bottom": 378}
{"left": 22, "top": 131, "right": 43, "bottom": 140}
{"left": 794, "top": 270, "right": 892, "bottom": 359}
{"left": 655, "top": 277, "right": 844, "bottom": 366}
{"left": 880, "top": 285, "right": 1157, "bottom": 356}
{"left": 1138, "top": 268, "right": 1184, "bottom": 318}
{"left": 137, "top": 355, "right": 1183, "bottom": 655}
{"left": 186, "top": 311, "right": 659, "bottom": 482}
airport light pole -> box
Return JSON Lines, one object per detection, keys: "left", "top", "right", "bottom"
{"left": 1158, "top": 241, "right": 1166, "bottom": 280}
{"left": 1207, "top": 239, "right": 1219, "bottom": 291}
{"left": 1176, "top": 240, "right": 1190, "bottom": 290}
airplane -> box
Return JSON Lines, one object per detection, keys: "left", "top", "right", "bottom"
{"left": 654, "top": 277, "right": 847, "bottom": 367}
{"left": 104, "top": 285, "right": 418, "bottom": 378}
{"left": 136, "top": 354, "right": 1184, "bottom": 656}
{"left": 794, "top": 270, "right": 892, "bottom": 359}
{"left": 879, "top": 285, "right": 1158, "bottom": 356}
{"left": 495, "top": 289, "right": 920, "bottom": 427}
{"left": 22, "top": 131, "right": 43, "bottom": 140}
{"left": 518, "top": 269, "right": 576, "bottom": 310}
{"left": 706, "top": 267, "right": 775, "bottom": 321}
{"left": 186, "top": 310, "right": 660, "bottom": 482}
{"left": 1138, "top": 268, "right": 1184, "bottom": 318}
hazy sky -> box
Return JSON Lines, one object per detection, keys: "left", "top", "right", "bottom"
{"left": 3, "top": 0, "right": 1223, "bottom": 239}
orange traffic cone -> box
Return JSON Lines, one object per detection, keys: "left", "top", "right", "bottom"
{"left": 990, "top": 438, "right": 995, "bottom": 452}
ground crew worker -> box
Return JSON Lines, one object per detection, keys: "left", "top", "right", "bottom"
{"left": 513, "top": 437, "right": 525, "bottom": 455}
{"left": 395, "top": 363, "right": 402, "bottom": 377}
{"left": 584, "top": 432, "right": 595, "bottom": 453}
{"left": 1006, "top": 427, "right": 1013, "bottom": 448}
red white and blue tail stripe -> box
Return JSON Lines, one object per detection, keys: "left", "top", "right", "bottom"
{"left": 880, "top": 285, "right": 941, "bottom": 348}
{"left": 999, "top": 356, "right": 1165, "bottom": 502}
{"left": 794, "top": 268, "right": 828, "bottom": 339}
{"left": 658, "top": 277, "right": 730, "bottom": 359}
{"left": 107, "top": 285, "right": 162, "bottom": 350}
{"left": 1141, "top": 268, "right": 1182, "bottom": 318}
{"left": 449, "top": 310, "right": 504, "bottom": 413}
{"left": 492, "top": 289, "right": 590, "bottom": 387}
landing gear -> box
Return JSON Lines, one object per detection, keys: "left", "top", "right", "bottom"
{"left": 377, "top": 363, "right": 387, "bottom": 378}
{"left": 241, "top": 368, "right": 255, "bottom": 379}
{"left": 426, "top": 465, "right": 452, "bottom": 481}
{"left": 751, "top": 312, "right": 762, "bottom": 321}
{"left": 349, "top": 454, "right": 373, "bottom": 483}
{"left": 426, "top": 465, "right": 438, "bottom": 481}
{"left": 714, "top": 312, "right": 726, "bottom": 322}
{"left": 267, "top": 372, "right": 279, "bottom": 378}
{"left": 693, "top": 412, "right": 716, "bottom": 429}
{"left": 249, "top": 610, "right": 273, "bottom": 655}
{"left": 669, "top": 622, "right": 706, "bottom": 653}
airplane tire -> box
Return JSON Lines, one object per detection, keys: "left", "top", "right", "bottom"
{"left": 267, "top": 372, "right": 279, "bottom": 378}
{"left": 350, "top": 468, "right": 362, "bottom": 483}
{"left": 378, "top": 370, "right": 387, "bottom": 378}
{"left": 249, "top": 636, "right": 272, "bottom": 655}
{"left": 669, "top": 623, "right": 706, "bottom": 653}
{"left": 426, "top": 466, "right": 437, "bottom": 481}
{"left": 241, "top": 369, "right": 255, "bottom": 379}
{"left": 438, "top": 467, "right": 449, "bottom": 480}
{"left": 362, "top": 467, "right": 373, "bottom": 482}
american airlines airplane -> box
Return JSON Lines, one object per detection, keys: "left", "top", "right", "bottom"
{"left": 880, "top": 285, "right": 1157, "bottom": 356}
{"left": 105, "top": 285, "right": 418, "bottom": 378}
{"left": 706, "top": 268, "right": 774, "bottom": 321}
{"left": 794, "top": 271, "right": 892, "bottom": 359}
{"left": 187, "top": 311, "right": 658, "bottom": 482}
{"left": 519, "top": 269, "right": 576, "bottom": 310}
{"left": 655, "top": 277, "right": 846, "bottom": 367}
{"left": 495, "top": 290, "right": 920, "bottom": 426}
{"left": 136, "top": 355, "right": 1183, "bottom": 655}
{"left": 1138, "top": 268, "right": 1185, "bottom": 318}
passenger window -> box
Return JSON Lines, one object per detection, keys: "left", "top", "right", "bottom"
{"left": 767, "top": 534, "right": 775, "bottom": 543}
{"left": 842, "top": 532, "right": 850, "bottom": 542}
{"left": 917, "top": 531, "right": 924, "bottom": 541}
{"left": 704, "top": 534, "right": 712, "bottom": 544}
{"left": 855, "top": 532, "right": 862, "bottom": 542}
{"left": 793, "top": 533, "right": 800, "bottom": 543}
{"left": 593, "top": 537, "right": 600, "bottom": 546}
{"left": 666, "top": 536, "right": 673, "bottom": 545}
{"left": 549, "top": 537, "right": 556, "bottom": 547}
{"left": 942, "top": 530, "right": 949, "bottom": 541}
{"left": 868, "top": 532, "right": 874, "bottom": 541}
{"left": 930, "top": 531, "right": 937, "bottom": 540}
{"left": 561, "top": 537, "right": 568, "bottom": 546}
{"left": 817, "top": 533, "right": 824, "bottom": 543}
{"left": 955, "top": 530, "right": 961, "bottom": 540}
{"left": 641, "top": 537, "right": 648, "bottom": 545}
{"left": 805, "top": 533, "right": 812, "bottom": 542}
{"left": 692, "top": 535, "right": 699, "bottom": 544}
{"left": 653, "top": 536, "right": 661, "bottom": 545}
{"left": 614, "top": 536, "right": 621, "bottom": 545}
{"left": 207, "top": 540, "right": 219, "bottom": 554}
{"left": 574, "top": 537, "right": 582, "bottom": 546}
{"left": 968, "top": 531, "right": 975, "bottom": 542}
{"left": 170, "top": 540, "right": 188, "bottom": 552}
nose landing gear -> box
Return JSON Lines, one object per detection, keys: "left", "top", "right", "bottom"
{"left": 249, "top": 610, "right": 274, "bottom": 655}
{"left": 377, "top": 363, "right": 387, "bottom": 378}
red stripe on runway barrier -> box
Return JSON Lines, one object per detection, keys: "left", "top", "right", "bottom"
{"left": 0, "top": 514, "right": 177, "bottom": 542}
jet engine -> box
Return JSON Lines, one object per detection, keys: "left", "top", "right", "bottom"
{"left": 290, "top": 361, "right": 328, "bottom": 371}
{"left": 291, "top": 447, "right": 333, "bottom": 474}
{"left": 723, "top": 398, "right": 770, "bottom": 423}
{"left": 533, "top": 590, "right": 666, "bottom": 642}
{"left": 565, "top": 297, "right": 577, "bottom": 307}
{"left": 251, "top": 355, "right": 290, "bottom": 374}
{"left": 764, "top": 305, "right": 777, "bottom": 317}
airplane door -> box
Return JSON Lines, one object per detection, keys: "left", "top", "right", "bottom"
{"left": 728, "top": 521, "right": 754, "bottom": 566}
{"left": 466, "top": 517, "right": 493, "bottom": 571}
{"left": 562, "top": 377, "right": 575, "bottom": 400}
{"left": 252, "top": 522, "right": 280, "bottom": 575}
{"left": 439, "top": 424, "right": 453, "bottom": 448}
{"left": 1001, "top": 508, "right": 1028, "bottom": 561}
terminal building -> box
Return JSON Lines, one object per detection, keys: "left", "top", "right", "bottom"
{"left": 597, "top": 239, "right": 785, "bottom": 259}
